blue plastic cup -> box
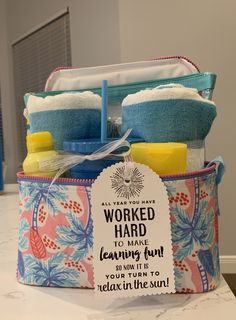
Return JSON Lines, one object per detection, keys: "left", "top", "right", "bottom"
{"left": 63, "top": 138, "right": 143, "bottom": 179}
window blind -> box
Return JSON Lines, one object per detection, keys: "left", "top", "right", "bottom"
{"left": 12, "top": 11, "right": 71, "bottom": 163}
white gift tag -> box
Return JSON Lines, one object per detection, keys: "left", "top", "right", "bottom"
{"left": 91, "top": 162, "right": 175, "bottom": 298}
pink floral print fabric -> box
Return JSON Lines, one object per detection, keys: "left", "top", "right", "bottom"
{"left": 17, "top": 167, "right": 220, "bottom": 293}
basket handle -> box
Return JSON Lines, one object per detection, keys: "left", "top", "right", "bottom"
{"left": 206, "top": 156, "right": 225, "bottom": 185}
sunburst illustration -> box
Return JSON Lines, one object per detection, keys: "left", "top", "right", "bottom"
{"left": 110, "top": 165, "right": 144, "bottom": 199}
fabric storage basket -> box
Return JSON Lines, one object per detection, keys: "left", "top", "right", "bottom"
{"left": 17, "top": 162, "right": 222, "bottom": 293}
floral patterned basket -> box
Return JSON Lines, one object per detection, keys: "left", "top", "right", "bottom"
{"left": 17, "top": 161, "right": 223, "bottom": 293}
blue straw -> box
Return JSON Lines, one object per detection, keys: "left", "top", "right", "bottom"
{"left": 101, "top": 80, "right": 108, "bottom": 143}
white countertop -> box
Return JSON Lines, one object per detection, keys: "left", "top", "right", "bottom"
{"left": 0, "top": 184, "right": 236, "bottom": 320}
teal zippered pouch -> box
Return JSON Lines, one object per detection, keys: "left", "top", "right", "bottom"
{"left": 26, "top": 72, "right": 216, "bottom": 102}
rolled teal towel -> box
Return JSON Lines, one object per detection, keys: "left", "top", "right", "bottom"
{"left": 121, "top": 84, "right": 216, "bottom": 142}
{"left": 25, "top": 92, "right": 101, "bottom": 149}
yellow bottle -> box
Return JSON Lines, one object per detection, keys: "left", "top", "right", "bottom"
{"left": 23, "top": 132, "right": 58, "bottom": 177}
{"left": 131, "top": 142, "right": 187, "bottom": 175}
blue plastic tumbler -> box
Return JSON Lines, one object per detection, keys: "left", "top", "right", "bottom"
{"left": 63, "top": 80, "right": 143, "bottom": 179}
{"left": 63, "top": 137, "right": 142, "bottom": 179}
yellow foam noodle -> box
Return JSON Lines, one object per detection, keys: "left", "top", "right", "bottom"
{"left": 131, "top": 142, "right": 187, "bottom": 175}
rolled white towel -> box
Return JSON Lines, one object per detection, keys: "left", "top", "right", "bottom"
{"left": 122, "top": 84, "right": 215, "bottom": 107}
{"left": 26, "top": 91, "right": 101, "bottom": 115}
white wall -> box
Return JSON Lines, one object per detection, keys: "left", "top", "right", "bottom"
{"left": 118, "top": 0, "right": 236, "bottom": 256}
{"left": 0, "top": 0, "right": 235, "bottom": 255}
{"left": 6, "top": 0, "right": 121, "bottom": 67}
{"left": 0, "top": 0, "right": 21, "bottom": 178}
{"left": 0, "top": 0, "right": 120, "bottom": 183}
